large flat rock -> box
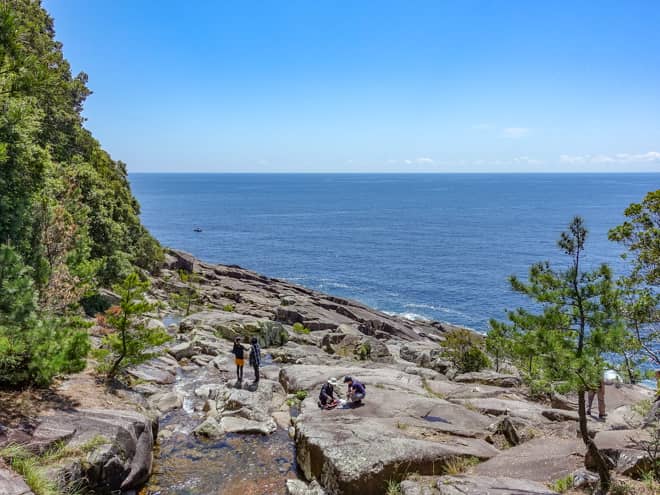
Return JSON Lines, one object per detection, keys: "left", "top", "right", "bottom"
{"left": 285, "top": 365, "right": 499, "bottom": 495}
{"left": 473, "top": 438, "right": 584, "bottom": 483}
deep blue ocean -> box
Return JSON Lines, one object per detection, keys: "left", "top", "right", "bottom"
{"left": 131, "top": 174, "right": 658, "bottom": 333}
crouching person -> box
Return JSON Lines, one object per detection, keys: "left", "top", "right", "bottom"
{"left": 343, "top": 376, "right": 366, "bottom": 406}
{"left": 318, "top": 377, "right": 338, "bottom": 409}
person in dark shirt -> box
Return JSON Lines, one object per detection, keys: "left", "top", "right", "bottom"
{"left": 249, "top": 337, "right": 261, "bottom": 383}
{"left": 343, "top": 376, "right": 366, "bottom": 405}
{"left": 319, "top": 377, "right": 338, "bottom": 408}
{"left": 231, "top": 337, "right": 245, "bottom": 382}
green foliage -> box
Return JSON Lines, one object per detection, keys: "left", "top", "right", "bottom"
{"left": 609, "top": 191, "right": 660, "bottom": 369}
{"left": 385, "top": 480, "right": 402, "bottom": 495}
{"left": 171, "top": 269, "right": 201, "bottom": 315}
{"left": 442, "top": 456, "right": 479, "bottom": 475}
{"left": 356, "top": 341, "right": 372, "bottom": 360}
{"left": 491, "top": 217, "right": 624, "bottom": 490}
{"left": 222, "top": 303, "right": 235, "bottom": 312}
{"left": 292, "top": 322, "right": 311, "bottom": 334}
{"left": 442, "top": 328, "right": 491, "bottom": 373}
{"left": 0, "top": 244, "right": 90, "bottom": 386}
{"left": 94, "top": 273, "right": 170, "bottom": 379}
{"left": 0, "top": 435, "right": 107, "bottom": 495}
{"left": 295, "top": 390, "right": 308, "bottom": 401}
{"left": 609, "top": 189, "right": 660, "bottom": 286}
{"left": 0, "top": 0, "right": 162, "bottom": 293}
{"left": 550, "top": 474, "right": 574, "bottom": 493}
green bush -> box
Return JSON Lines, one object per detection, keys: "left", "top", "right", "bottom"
{"left": 0, "top": 245, "right": 90, "bottom": 387}
{"left": 292, "top": 322, "right": 311, "bottom": 334}
{"left": 295, "top": 390, "right": 308, "bottom": 401}
{"left": 442, "top": 328, "right": 491, "bottom": 373}
{"left": 222, "top": 303, "right": 235, "bottom": 312}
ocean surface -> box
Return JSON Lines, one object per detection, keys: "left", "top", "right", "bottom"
{"left": 131, "top": 173, "right": 658, "bottom": 332}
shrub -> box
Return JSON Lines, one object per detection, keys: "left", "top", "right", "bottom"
{"left": 0, "top": 245, "right": 90, "bottom": 387}
{"left": 442, "top": 328, "right": 491, "bottom": 373}
{"left": 295, "top": 390, "right": 308, "bottom": 401}
{"left": 222, "top": 304, "right": 235, "bottom": 312}
{"left": 292, "top": 322, "right": 311, "bottom": 334}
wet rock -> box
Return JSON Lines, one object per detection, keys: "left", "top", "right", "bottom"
{"left": 400, "top": 475, "right": 559, "bottom": 495}
{"left": 149, "top": 391, "right": 183, "bottom": 414}
{"left": 194, "top": 417, "right": 224, "bottom": 438}
{"left": 220, "top": 416, "right": 276, "bottom": 435}
{"left": 473, "top": 438, "right": 584, "bottom": 483}
{"left": 0, "top": 466, "right": 34, "bottom": 495}
{"left": 454, "top": 371, "right": 521, "bottom": 388}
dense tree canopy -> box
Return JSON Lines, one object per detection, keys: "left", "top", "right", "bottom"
{"left": 0, "top": 0, "right": 162, "bottom": 291}
{"left": 0, "top": 0, "right": 162, "bottom": 386}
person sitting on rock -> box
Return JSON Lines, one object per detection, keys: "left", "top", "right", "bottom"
{"left": 231, "top": 337, "right": 245, "bottom": 382}
{"left": 249, "top": 337, "right": 261, "bottom": 383}
{"left": 318, "top": 377, "right": 339, "bottom": 409}
{"left": 343, "top": 376, "right": 366, "bottom": 406}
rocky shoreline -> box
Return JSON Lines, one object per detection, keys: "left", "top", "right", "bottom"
{"left": 1, "top": 249, "right": 656, "bottom": 495}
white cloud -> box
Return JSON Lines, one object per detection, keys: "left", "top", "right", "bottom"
{"left": 388, "top": 157, "right": 435, "bottom": 166}
{"left": 502, "top": 127, "right": 530, "bottom": 139}
{"left": 512, "top": 156, "right": 544, "bottom": 165}
{"left": 559, "top": 151, "right": 660, "bottom": 164}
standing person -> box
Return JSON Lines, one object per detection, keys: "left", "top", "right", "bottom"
{"left": 231, "top": 337, "right": 245, "bottom": 382}
{"left": 249, "top": 337, "right": 261, "bottom": 383}
{"left": 343, "top": 376, "right": 366, "bottom": 406}
{"left": 587, "top": 378, "right": 607, "bottom": 420}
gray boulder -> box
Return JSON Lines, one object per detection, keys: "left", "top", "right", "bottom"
{"left": 0, "top": 467, "right": 34, "bottom": 495}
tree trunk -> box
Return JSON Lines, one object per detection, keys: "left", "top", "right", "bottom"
{"left": 578, "top": 389, "right": 611, "bottom": 493}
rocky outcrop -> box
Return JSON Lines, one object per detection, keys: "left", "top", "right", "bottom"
{"left": 585, "top": 429, "right": 654, "bottom": 479}
{"left": 453, "top": 371, "right": 521, "bottom": 388}
{"left": 282, "top": 365, "right": 498, "bottom": 495}
{"left": 400, "top": 475, "right": 559, "bottom": 495}
{"left": 0, "top": 466, "right": 34, "bottom": 495}
{"left": 473, "top": 438, "right": 584, "bottom": 483}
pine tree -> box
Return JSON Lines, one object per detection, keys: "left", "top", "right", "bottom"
{"left": 492, "top": 217, "right": 625, "bottom": 492}
{"left": 95, "top": 272, "right": 170, "bottom": 380}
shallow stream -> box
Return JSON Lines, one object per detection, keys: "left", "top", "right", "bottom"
{"left": 142, "top": 357, "right": 297, "bottom": 495}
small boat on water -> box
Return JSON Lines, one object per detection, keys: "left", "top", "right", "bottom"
{"left": 193, "top": 227, "right": 203, "bottom": 232}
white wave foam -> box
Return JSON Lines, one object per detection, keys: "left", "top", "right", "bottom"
{"left": 384, "top": 311, "right": 432, "bottom": 322}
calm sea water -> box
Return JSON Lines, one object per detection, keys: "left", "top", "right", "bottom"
{"left": 130, "top": 174, "right": 658, "bottom": 332}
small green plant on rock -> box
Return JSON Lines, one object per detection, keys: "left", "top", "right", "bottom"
{"left": 222, "top": 303, "right": 235, "bottom": 312}
{"left": 443, "top": 456, "right": 479, "bottom": 475}
{"left": 356, "top": 341, "right": 372, "bottom": 360}
{"left": 171, "top": 269, "right": 201, "bottom": 316}
{"left": 292, "top": 322, "right": 311, "bottom": 334}
{"left": 295, "top": 390, "right": 308, "bottom": 401}
{"left": 550, "top": 474, "right": 574, "bottom": 493}
{"left": 385, "top": 479, "right": 402, "bottom": 495}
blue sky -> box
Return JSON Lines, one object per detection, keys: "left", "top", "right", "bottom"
{"left": 45, "top": 1, "right": 660, "bottom": 173}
